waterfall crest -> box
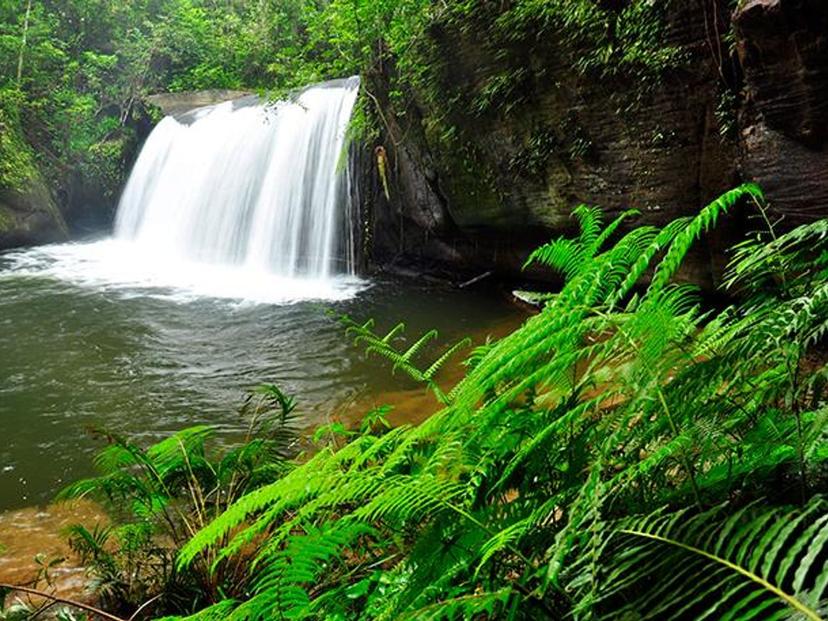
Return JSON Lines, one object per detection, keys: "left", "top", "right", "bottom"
{"left": 115, "top": 77, "right": 360, "bottom": 280}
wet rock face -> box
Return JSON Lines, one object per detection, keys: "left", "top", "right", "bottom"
{"left": 59, "top": 104, "right": 159, "bottom": 238}
{"left": 364, "top": 0, "right": 828, "bottom": 287}
{"left": 0, "top": 90, "right": 249, "bottom": 251}
{"left": 735, "top": 0, "right": 828, "bottom": 225}
{"left": 57, "top": 93, "right": 254, "bottom": 239}
{"left": 54, "top": 91, "right": 254, "bottom": 239}
{"left": 0, "top": 103, "right": 157, "bottom": 250}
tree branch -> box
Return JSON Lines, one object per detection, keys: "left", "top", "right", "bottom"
{"left": 0, "top": 583, "right": 126, "bottom": 621}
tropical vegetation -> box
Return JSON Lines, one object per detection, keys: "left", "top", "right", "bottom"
{"left": 6, "top": 183, "right": 823, "bottom": 620}
{"left": 1, "top": 0, "right": 827, "bottom": 619}
{"left": 169, "top": 184, "right": 827, "bottom": 620}
{"left": 0, "top": 0, "right": 682, "bottom": 208}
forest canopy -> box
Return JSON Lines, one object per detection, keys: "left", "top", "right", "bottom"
{"left": 0, "top": 0, "right": 678, "bottom": 201}
{"left": 0, "top": 0, "right": 436, "bottom": 199}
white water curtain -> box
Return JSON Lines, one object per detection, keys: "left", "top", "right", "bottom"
{"left": 115, "top": 77, "right": 361, "bottom": 280}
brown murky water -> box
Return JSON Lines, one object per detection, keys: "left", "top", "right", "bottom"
{"left": 0, "top": 500, "right": 107, "bottom": 606}
{"left": 335, "top": 312, "right": 526, "bottom": 428}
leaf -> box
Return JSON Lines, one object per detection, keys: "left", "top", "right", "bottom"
{"left": 606, "top": 499, "right": 827, "bottom": 621}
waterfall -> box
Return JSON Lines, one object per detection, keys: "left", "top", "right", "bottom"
{"left": 115, "top": 77, "right": 361, "bottom": 280}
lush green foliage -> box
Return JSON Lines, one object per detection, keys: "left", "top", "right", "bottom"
{"left": 606, "top": 498, "right": 828, "bottom": 619}
{"left": 0, "top": 0, "right": 323, "bottom": 197}
{"left": 57, "top": 385, "right": 299, "bottom": 619}
{"left": 42, "top": 183, "right": 828, "bottom": 618}
{"left": 91, "top": 183, "right": 821, "bottom": 620}
{"left": 0, "top": 0, "right": 686, "bottom": 201}
{"left": 4, "top": 1, "right": 823, "bottom": 616}
{"left": 0, "top": 0, "right": 437, "bottom": 194}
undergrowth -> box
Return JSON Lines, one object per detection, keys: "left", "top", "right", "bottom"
{"left": 36, "top": 182, "right": 828, "bottom": 619}
{"left": 55, "top": 385, "right": 300, "bottom": 619}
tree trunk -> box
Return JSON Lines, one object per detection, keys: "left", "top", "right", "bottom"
{"left": 16, "top": 0, "right": 33, "bottom": 87}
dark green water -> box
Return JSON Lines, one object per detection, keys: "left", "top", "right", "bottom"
{"left": 0, "top": 242, "right": 517, "bottom": 510}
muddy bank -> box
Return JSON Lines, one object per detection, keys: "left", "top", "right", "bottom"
{"left": 0, "top": 500, "right": 107, "bottom": 608}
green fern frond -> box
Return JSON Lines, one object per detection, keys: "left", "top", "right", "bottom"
{"left": 342, "top": 315, "right": 470, "bottom": 404}
{"left": 399, "top": 329, "right": 439, "bottom": 363}
{"left": 396, "top": 588, "right": 513, "bottom": 620}
{"left": 725, "top": 217, "right": 828, "bottom": 293}
{"left": 524, "top": 236, "right": 583, "bottom": 275}
{"left": 650, "top": 183, "right": 764, "bottom": 293}
{"left": 178, "top": 446, "right": 340, "bottom": 568}
{"left": 170, "top": 184, "right": 828, "bottom": 621}
{"left": 591, "top": 209, "right": 641, "bottom": 256}
{"left": 574, "top": 204, "right": 604, "bottom": 248}
{"left": 603, "top": 499, "right": 827, "bottom": 620}
{"left": 423, "top": 337, "right": 472, "bottom": 380}
{"left": 228, "top": 521, "right": 375, "bottom": 621}
{"left": 157, "top": 600, "right": 238, "bottom": 621}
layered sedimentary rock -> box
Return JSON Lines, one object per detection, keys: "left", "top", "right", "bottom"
{"left": 362, "top": 0, "right": 828, "bottom": 287}
{"left": 735, "top": 0, "right": 828, "bottom": 226}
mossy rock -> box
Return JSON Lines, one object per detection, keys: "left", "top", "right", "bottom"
{"left": 0, "top": 176, "right": 68, "bottom": 249}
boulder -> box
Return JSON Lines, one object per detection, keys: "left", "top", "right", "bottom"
{"left": 0, "top": 175, "right": 68, "bottom": 249}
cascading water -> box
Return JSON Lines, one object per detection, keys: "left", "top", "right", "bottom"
{"left": 117, "top": 76, "right": 361, "bottom": 280}
{"left": 3, "top": 77, "right": 366, "bottom": 304}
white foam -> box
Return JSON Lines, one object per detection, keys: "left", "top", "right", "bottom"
{"left": 1, "top": 240, "right": 367, "bottom": 305}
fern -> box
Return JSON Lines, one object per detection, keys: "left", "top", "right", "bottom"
{"left": 164, "top": 185, "right": 828, "bottom": 621}
{"left": 227, "top": 522, "right": 375, "bottom": 621}
{"left": 342, "top": 315, "right": 471, "bottom": 403}
{"left": 56, "top": 385, "right": 302, "bottom": 618}
{"left": 396, "top": 588, "right": 514, "bottom": 620}
{"left": 649, "top": 183, "right": 764, "bottom": 292}
{"left": 600, "top": 499, "right": 828, "bottom": 620}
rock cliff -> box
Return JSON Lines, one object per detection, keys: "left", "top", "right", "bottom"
{"left": 0, "top": 92, "right": 249, "bottom": 251}
{"left": 359, "top": 0, "right": 828, "bottom": 287}
{"left": 735, "top": 0, "right": 828, "bottom": 226}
